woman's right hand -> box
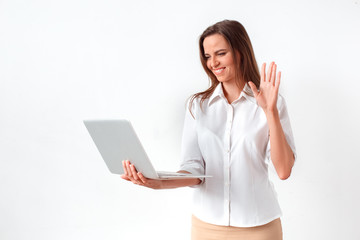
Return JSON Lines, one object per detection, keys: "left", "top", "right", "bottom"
{"left": 121, "top": 160, "right": 164, "bottom": 189}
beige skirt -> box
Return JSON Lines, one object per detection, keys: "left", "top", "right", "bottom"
{"left": 191, "top": 215, "right": 283, "bottom": 240}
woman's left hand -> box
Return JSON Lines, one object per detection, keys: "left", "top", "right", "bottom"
{"left": 248, "top": 62, "right": 280, "bottom": 114}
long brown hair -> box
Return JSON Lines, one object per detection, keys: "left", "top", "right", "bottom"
{"left": 189, "top": 20, "right": 260, "bottom": 115}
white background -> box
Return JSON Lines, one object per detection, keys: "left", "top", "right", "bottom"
{"left": 1, "top": 0, "right": 359, "bottom": 239}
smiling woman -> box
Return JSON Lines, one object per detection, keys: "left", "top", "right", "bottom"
{"left": 121, "top": 19, "right": 296, "bottom": 240}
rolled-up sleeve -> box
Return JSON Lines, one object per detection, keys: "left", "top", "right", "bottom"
{"left": 179, "top": 100, "right": 205, "bottom": 185}
{"left": 266, "top": 95, "right": 297, "bottom": 163}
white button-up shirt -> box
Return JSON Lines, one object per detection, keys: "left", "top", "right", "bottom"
{"left": 180, "top": 83, "right": 296, "bottom": 227}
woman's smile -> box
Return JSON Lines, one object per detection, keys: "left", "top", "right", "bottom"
{"left": 213, "top": 67, "right": 226, "bottom": 75}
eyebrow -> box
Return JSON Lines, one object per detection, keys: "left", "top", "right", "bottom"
{"left": 204, "top": 49, "right": 228, "bottom": 56}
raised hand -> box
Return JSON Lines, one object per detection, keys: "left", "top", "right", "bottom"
{"left": 248, "top": 62, "right": 280, "bottom": 114}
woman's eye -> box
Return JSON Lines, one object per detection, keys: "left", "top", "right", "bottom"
{"left": 218, "top": 52, "right": 226, "bottom": 56}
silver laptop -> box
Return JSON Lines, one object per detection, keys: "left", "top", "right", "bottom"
{"left": 84, "top": 119, "right": 210, "bottom": 179}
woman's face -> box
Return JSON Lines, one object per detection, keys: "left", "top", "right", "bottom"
{"left": 203, "top": 34, "right": 237, "bottom": 84}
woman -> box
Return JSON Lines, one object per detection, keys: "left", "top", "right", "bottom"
{"left": 121, "top": 20, "right": 296, "bottom": 240}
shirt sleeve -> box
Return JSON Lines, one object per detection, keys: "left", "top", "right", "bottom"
{"left": 266, "top": 95, "right": 297, "bottom": 164}
{"left": 179, "top": 99, "right": 205, "bottom": 186}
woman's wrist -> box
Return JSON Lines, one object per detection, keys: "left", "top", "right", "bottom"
{"left": 264, "top": 107, "right": 279, "bottom": 121}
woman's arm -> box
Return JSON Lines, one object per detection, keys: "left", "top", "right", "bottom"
{"left": 265, "top": 109, "right": 295, "bottom": 180}
{"left": 249, "top": 62, "right": 295, "bottom": 180}
{"left": 121, "top": 160, "right": 201, "bottom": 189}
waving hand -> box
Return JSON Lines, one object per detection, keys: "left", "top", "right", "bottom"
{"left": 248, "top": 62, "right": 280, "bottom": 114}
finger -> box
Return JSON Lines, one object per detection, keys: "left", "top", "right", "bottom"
{"left": 124, "top": 160, "right": 130, "bottom": 175}
{"left": 130, "top": 164, "right": 139, "bottom": 180}
{"left": 275, "top": 71, "right": 281, "bottom": 93}
{"left": 125, "top": 161, "right": 133, "bottom": 178}
{"left": 138, "top": 172, "right": 148, "bottom": 184}
{"left": 261, "top": 63, "right": 266, "bottom": 82}
{"left": 121, "top": 174, "right": 131, "bottom": 181}
{"left": 270, "top": 64, "right": 277, "bottom": 86}
{"left": 266, "top": 62, "right": 274, "bottom": 82}
{"left": 248, "top": 81, "right": 259, "bottom": 97}
{"left": 122, "top": 160, "right": 128, "bottom": 176}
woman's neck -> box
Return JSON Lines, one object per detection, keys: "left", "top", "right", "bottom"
{"left": 222, "top": 80, "right": 245, "bottom": 104}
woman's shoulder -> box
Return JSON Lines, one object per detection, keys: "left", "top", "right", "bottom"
{"left": 186, "top": 94, "right": 210, "bottom": 118}
{"left": 188, "top": 93, "right": 210, "bottom": 106}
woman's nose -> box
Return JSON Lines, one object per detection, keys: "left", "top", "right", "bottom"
{"left": 210, "top": 57, "right": 219, "bottom": 68}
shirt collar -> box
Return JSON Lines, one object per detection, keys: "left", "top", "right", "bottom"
{"left": 208, "top": 83, "right": 257, "bottom": 106}
{"left": 208, "top": 84, "right": 224, "bottom": 106}
{"left": 241, "top": 83, "right": 257, "bottom": 104}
